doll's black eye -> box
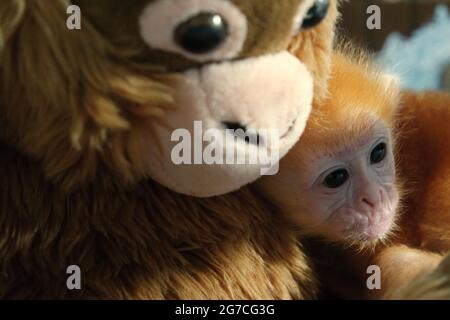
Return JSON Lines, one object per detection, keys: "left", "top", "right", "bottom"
{"left": 324, "top": 169, "right": 349, "bottom": 189}
{"left": 370, "top": 142, "right": 387, "bottom": 164}
{"left": 301, "top": 0, "right": 330, "bottom": 29}
{"left": 175, "top": 12, "right": 228, "bottom": 54}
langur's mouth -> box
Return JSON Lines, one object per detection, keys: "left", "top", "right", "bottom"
{"left": 345, "top": 214, "right": 394, "bottom": 242}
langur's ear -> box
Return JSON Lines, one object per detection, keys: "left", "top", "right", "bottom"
{"left": 0, "top": 0, "right": 26, "bottom": 52}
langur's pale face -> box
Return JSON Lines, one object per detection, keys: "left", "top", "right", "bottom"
{"left": 258, "top": 119, "right": 399, "bottom": 242}
{"left": 305, "top": 121, "right": 398, "bottom": 241}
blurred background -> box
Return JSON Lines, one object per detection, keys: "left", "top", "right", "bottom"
{"left": 339, "top": 0, "right": 450, "bottom": 92}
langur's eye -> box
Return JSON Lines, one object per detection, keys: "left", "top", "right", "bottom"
{"left": 175, "top": 12, "right": 229, "bottom": 54}
{"left": 324, "top": 169, "right": 349, "bottom": 189}
{"left": 301, "top": 0, "right": 330, "bottom": 29}
{"left": 370, "top": 142, "right": 387, "bottom": 164}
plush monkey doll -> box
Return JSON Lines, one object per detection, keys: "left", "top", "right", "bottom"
{"left": 0, "top": 0, "right": 339, "bottom": 299}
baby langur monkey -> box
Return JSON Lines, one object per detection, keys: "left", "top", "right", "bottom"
{"left": 257, "top": 52, "right": 401, "bottom": 244}
{"left": 257, "top": 52, "right": 450, "bottom": 299}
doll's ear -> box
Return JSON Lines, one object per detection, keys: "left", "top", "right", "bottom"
{"left": 0, "top": 0, "right": 26, "bottom": 52}
{"left": 0, "top": 0, "right": 174, "bottom": 189}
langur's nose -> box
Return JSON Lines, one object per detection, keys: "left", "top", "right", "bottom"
{"left": 359, "top": 188, "right": 382, "bottom": 210}
{"left": 362, "top": 197, "right": 375, "bottom": 208}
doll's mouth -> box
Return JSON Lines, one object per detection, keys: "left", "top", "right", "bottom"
{"left": 221, "top": 115, "right": 298, "bottom": 146}
{"left": 280, "top": 117, "right": 298, "bottom": 139}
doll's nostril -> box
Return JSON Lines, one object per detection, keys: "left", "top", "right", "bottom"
{"left": 223, "top": 121, "right": 263, "bottom": 146}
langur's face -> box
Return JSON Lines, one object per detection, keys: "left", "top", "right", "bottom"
{"left": 257, "top": 118, "right": 399, "bottom": 243}
{"left": 305, "top": 120, "right": 398, "bottom": 242}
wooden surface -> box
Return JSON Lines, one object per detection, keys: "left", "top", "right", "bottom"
{"left": 339, "top": 0, "right": 450, "bottom": 51}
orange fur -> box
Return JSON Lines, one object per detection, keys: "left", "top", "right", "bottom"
{"left": 312, "top": 55, "right": 450, "bottom": 299}
{"left": 260, "top": 51, "right": 450, "bottom": 299}
{"left": 395, "top": 91, "right": 450, "bottom": 251}
{"left": 368, "top": 91, "right": 450, "bottom": 299}
{"left": 298, "top": 52, "right": 399, "bottom": 159}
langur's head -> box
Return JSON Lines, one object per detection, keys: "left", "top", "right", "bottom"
{"left": 257, "top": 52, "right": 402, "bottom": 244}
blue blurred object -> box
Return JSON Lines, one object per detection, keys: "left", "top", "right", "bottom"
{"left": 377, "top": 5, "right": 450, "bottom": 91}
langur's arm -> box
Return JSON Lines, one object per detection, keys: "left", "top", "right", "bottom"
{"left": 375, "top": 245, "right": 450, "bottom": 299}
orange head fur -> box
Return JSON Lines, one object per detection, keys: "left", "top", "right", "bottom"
{"left": 256, "top": 50, "right": 403, "bottom": 246}
{"left": 293, "top": 51, "right": 401, "bottom": 167}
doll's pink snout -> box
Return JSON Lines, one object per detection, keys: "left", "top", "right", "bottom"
{"left": 197, "top": 51, "right": 314, "bottom": 143}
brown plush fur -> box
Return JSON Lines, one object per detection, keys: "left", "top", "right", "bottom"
{"left": 288, "top": 0, "right": 339, "bottom": 104}
{"left": 0, "top": 0, "right": 339, "bottom": 299}
{"left": 0, "top": 0, "right": 176, "bottom": 191}
{"left": 0, "top": 146, "right": 317, "bottom": 298}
